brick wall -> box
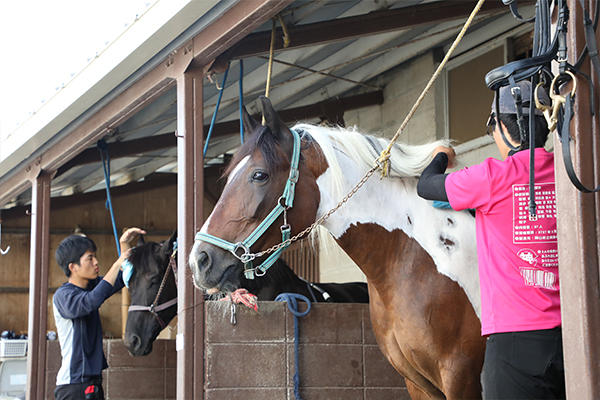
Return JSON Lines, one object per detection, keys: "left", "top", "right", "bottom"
{"left": 205, "top": 301, "right": 409, "bottom": 400}
{"left": 45, "top": 339, "right": 176, "bottom": 400}
{"left": 45, "top": 301, "right": 408, "bottom": 399}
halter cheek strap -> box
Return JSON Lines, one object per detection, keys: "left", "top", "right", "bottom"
{"left": 195, "top": 129, "right": 302, "bottom": 279}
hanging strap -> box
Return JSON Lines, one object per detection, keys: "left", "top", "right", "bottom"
{"left": 239, "top": 59, "right": 245, "bottom": 144}
{"left": 204, "top": 63, "right": 230, "bottom": 157}
{"left": 97, "top": 139, "right": 121, "bottom": 256}
{"left": 558, "top": 92, "right": 600, "bottom": 193}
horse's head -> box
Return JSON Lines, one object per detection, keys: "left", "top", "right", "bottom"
{"left": 189, "top": 97, "right": 325, "bottom": 294}
{"left": 124, "top": 232, "right": 178, "bottom": 356}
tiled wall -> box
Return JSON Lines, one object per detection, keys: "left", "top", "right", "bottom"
{"left": 205, "top": 301, "right": 409, "bottom": 400}
{"left": 46, "top": 339, "right": 176, "bottom": 400}
{"left": 45, "top": 301, "right": 409, "bottom": 400}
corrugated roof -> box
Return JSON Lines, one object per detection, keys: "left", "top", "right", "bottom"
{"left": 0, "top": 0, "right": 533, "bottom": 209}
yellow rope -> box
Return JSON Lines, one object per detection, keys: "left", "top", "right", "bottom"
{"left": 278, "top": 15, "right": 290, "bottom": 48}
{"left": 377, "top": 0, "right": 486, "bottom": 176}
{"left": 262, "top": 19, "right": 277, "bottom": 125}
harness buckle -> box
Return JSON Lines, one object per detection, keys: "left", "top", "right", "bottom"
{"left": 232, "top": 242, "right": 252, "bottom": 262}
{"left": 288, "top": 168, "right": 299, "bottom": 183}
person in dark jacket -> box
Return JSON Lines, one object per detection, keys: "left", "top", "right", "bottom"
{"left": 53, "top": 227, "right": 145, "bottom": 400}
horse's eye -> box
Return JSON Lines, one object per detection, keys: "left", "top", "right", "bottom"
{"left": 252, "top": 171, "right": 269, "bottom": 182}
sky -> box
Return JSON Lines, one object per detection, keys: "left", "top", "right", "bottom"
{"left": 0, "top": 0, "right": 153, "bottom": 137}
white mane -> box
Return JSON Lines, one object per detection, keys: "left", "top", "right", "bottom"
{"left": 293, "top": 123, "right": 449, "bottom": 202}
{"left": 294, "top": 123, "right": 481, "bottom": 318}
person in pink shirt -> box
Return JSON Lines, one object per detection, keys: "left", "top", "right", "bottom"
{"left": 417, "top": 81, "right": 564, "bottom": 399}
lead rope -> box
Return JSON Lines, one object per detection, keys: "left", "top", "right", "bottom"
{"left": 275, "top": 293, "right": 311, "bottom": 400}
{"left": 246, "top": 0, "right": 485, "bottom": 260}
{"left": 377, "top": 0, "right": 486, "bottom": 175}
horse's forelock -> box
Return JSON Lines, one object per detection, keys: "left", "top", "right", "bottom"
{"left": 128, "top": 242, "right": 163, "bottom": 275}
{"left": 223, "top": 125, "right": 290, "bottom": 180}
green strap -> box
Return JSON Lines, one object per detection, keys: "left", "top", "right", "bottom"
{"left": 195, "top": 129, "right": 301, "bottom": 279}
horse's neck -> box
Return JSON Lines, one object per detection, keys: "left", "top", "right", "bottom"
{"left": 316, "top": 167, "right": 481, "bottom": 317}
{"left": 245, "top": 262, "right": 310, "bottom": 301}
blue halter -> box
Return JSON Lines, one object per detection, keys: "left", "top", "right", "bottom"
{"left": 195, "top": 129, "right": 301, "bottom": 279}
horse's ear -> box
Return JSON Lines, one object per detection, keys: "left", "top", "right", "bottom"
{"left": 160, "top": 231, "right": 177, "bottom": 259}
{"left": 259, "top": 96, "right": 294, "bottom": 149}
{"left": 241, "top": 105, "right": 260, "bottom": 137}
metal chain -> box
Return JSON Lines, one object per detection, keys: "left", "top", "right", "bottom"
{"left": 254, "top": 164, "right": 379, "bottom": 258}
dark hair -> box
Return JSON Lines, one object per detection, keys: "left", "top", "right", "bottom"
{"left": 493, "top": 111, "right": 549, "bottom": 149}
{"left": 55, "top": 235, "right": 97, "bottom": 277}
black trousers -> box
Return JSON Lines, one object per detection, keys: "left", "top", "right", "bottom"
{"left": 54, "top": 378, "right": 104, "bottom": 400}
{"left": 482, "top": 327, "right": 565, "bottom": 400}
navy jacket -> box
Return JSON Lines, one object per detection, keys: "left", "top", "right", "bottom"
{"left": 52, "top": 272, "right": 123, "bottom": 385}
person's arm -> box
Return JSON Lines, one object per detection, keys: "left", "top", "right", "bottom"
{"left": 417, "top": 147, "right": 455, "bottom": 201}
{"left": 103, "top": 227, "right": 146, "bottom": 287}
{"left": 54, "top": 283, "right": 115, "bottom": 319}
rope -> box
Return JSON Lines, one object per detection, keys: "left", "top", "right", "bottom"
{"left": 262, "top": 19, "right": 277, "bottom": 125}
{"left": 204, "top": 63, "right": 230, "bottom": 156}
{"left": 219, "top": 288, "right": 258, "bottom": 312}
{"left": 275, "top": 293, "right": 311, "bottom": 400}
{"left": 377, "top": 0, "right": 486, "bottom": 176}
{"left": 97, "top": 139, "right": 121, "bottom": 256}
{"left": 239, "top": 0, "right": 485, "bottom": 260}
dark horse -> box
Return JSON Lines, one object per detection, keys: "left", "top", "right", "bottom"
{"left": 189, "top": 97, "right": 485, "bottom": 399}
{"left": 123, "top": 233, "right": 368, "bottom": 356}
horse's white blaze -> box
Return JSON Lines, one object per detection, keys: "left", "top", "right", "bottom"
{"left": 227, "top": 155, "right": 250, "bottom": 184}
{"left": 302, "top": 124, "right": 481, "bottom": 318}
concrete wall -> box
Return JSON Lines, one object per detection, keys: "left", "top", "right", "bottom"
{"left": 204, "top": 301, "right": 408, "bottom": 400}
{"left": 45, "top": 339, "right": 176, "bottom": 400}
{"left": 44, "top": 302, "right": 407, "bottom": 400}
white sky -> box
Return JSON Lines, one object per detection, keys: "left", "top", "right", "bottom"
{"left": 0, "top": 0, "right": 153, "bottom": 137}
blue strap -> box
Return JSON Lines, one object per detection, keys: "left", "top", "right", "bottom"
{"left": 204, "top": 63, "right": 230, "bottom": 157}
{"left": 275, "top": 293, "right": 311, "bottom": 400}
{"left": 239, "top": 59, "right": 244, "bottom": 144}
{"left": 97, "top": 140, "right": 121, "bottom": 256}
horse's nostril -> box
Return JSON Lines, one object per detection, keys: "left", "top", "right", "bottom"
{"left": 128, "top": 334, "right": 142, "bottom": 351}
{"left": 198, "top": 251, "right": 211, "bottom": 269}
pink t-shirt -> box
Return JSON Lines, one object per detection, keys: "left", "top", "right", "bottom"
{"left": 446, "top": 148, "right": 561, "bottom": 335}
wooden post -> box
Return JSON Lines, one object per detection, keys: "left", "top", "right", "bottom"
{"left": 176, "top": 66, "right": 205, "bottom": 399}
{"left": 26, "top": 170, "right": 51, "bottom": 400}
{"left": 555, "top": 1, "right": 600, "bottom": 399}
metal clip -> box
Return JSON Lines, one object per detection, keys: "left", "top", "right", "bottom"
{"left": 0, "top": 221, "right": 10, "bottom": 255}
{"left": 230, "top": 301, "right": 237, "bottom": 325}
{"left": 536, "top": 72, "right": 577, "bottom": 132}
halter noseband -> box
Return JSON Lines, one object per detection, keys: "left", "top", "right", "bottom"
{"left": 128, "top": 246, "right": 178, "bottom": 330}
{"left": 194, "top": 129, "right": 302, "bottom": 279}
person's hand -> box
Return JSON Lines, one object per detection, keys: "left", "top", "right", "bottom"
{"left": 432, "top": 146, "right": 456, "bottom": 169}
{"left": 119, "top": 227, "right": 146, "bottom": 251}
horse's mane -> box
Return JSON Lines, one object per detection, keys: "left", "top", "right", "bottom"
{"left": 128, "top": 242, "right": 162, "bottom": 275}
{"left": 293, "top": 123, "right": 449, "bottom": 201}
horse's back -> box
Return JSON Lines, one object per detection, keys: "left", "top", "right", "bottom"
{"left": 317, "top": 281, "right": 369, "bottom": 303}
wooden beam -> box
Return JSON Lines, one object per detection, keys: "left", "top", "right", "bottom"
{"left": 211, "top": 1, "right": 513, "bottom": 67}
{"left": 26, "top": 171, "right": 51, "bottom": 400}
{"left": 53, "top": 90, "right": 383, "bottom": 177}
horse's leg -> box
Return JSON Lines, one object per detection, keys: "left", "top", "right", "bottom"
{"left": 438, "top": 349, "right": 484, "bottom": 400}
{"left": 405, "top": 379, "right": 444, "bottom": 400}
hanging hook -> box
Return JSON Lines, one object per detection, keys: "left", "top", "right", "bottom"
{"left": 0, "top": 220, "right": 10, "bottom": 255}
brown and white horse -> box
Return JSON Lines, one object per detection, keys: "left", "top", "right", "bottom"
{"left": 189, "top": 97, "right": 485, "bottom": 399}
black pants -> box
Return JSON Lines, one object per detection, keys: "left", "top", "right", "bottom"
{"left": 482, "top": 327, "right": 565, "bottom": 400}
{"left": 54, "top": 379, "right": 104, "bottom": 400}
